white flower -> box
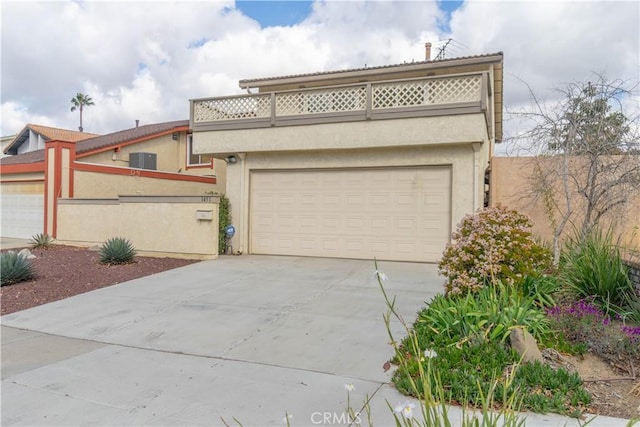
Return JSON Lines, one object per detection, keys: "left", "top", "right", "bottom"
{"left": 374, "top": 270, "right": 389, "bottom": 281}
{"left": 424, "top": 348, "right": 438, "bottom": 359}
{"left": 394, "top": 402, "right": 416, "bottom": 419}
{"left": 281, "top": 412, "right": 293, "bottom": 425}
{"left": 344, "top": 383, "right": 355, "bottom": 392}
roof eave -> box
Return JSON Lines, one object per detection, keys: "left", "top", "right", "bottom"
{"left": 239, "top": 53, "right": 504, "bottom": 89}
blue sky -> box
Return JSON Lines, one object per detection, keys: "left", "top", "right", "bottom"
{"left": 236, "top": 0, "right": 464, "bottom": 29}
{"left": 1, "top": 1, "right": 638, "bottom": 142}
{"left": 236, "top": 1, "right": 315, "bottom": 27}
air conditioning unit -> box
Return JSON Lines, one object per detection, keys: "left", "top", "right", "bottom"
{"left": 129, "top": 152, "right": 157, "bottom": 170}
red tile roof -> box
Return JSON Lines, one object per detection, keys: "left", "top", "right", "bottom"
{"left": 0, "top": 120, "right": 188, "bottom": 167}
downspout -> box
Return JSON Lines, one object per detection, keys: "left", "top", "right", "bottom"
{"left": 472, "top": 142, "right": 482, "bottom": 211}
{"left": 238, "top": 152, "right": 247, "bottom": 254}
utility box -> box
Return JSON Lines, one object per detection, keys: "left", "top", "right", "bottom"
{"left": 129, "top": 152, "right": 157, "bottom": 170}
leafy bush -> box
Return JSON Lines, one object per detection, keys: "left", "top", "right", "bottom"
{"left": 99, "top": 237, "right": 136, "bottom": 265}
{"left": 1, "top": 251, "right": 35, "bottom": 286}
{"left": 218, "top": 194, "right": 231, "bottom": 254}
{"left": 520, "top": 275, "right": 560, "bottom": 309}
{"left": 393, "top": 290, "right": 589, "bottom": 416}
{"left": 415, "top": 282, "right": 550, "bottom": 346}
{"left": 439, "top": 207, "right": 552, "bottom": 296}
{"left": 30, "top": 233, "right": 54, "bottom": 249}
{"left": 559, "top": 228, "right": 637, "bottom": 317}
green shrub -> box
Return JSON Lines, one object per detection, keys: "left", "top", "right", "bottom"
{"left": 392, "top": 291, "right": 589, "bottom": 417}
{"left": 415, "top": 282, "right": 551, "bottom": 345}
{"left": 218, "top": 194, "right": 231, "bottom": 254}
{"left": 1, "top": 251, "right": 35, "bottom": 286}
{"left": 439, "top": 207, "right": 552, "bottom": 296}
{"left": 99, "top": 237, "right": 136, "bottom": 265}
{"left": 559, "top": 228, "right": 637, "bottom": 317}
{"left": 30, "top": 233, "right": 54, "bottom": 249}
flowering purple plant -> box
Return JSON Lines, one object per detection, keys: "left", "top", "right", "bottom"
{"left": 547, "top": 298, "right": 640, "bottom": 358}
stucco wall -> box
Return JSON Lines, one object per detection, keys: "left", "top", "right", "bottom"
{"left": 0, "top": 172, "right": 45, "bottom": 184}
{"left": 80, "top": 132, "right": 224, "bottom": 181}
{"left": 224, "top": 144, "right": 486, "bottom": 254}
{"left": 491, "top": 156, "right": 640, "bottom": 250}
{"left": 72, "top": 170, "right": 221, "bottom": 198}
{"left": 56, "top": 196, "right": 219, "bottom": 259}
{"left": 193, "top": 114, "right": 488, "bottom": 156}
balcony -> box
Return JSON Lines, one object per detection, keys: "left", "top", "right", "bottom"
{"left": 190, "top": 72, "right": 491, "bottom": 132}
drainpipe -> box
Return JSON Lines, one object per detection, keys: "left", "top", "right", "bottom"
{"left": 472, "top": 142, "right": 482, "bottom": 211}
{"left": 238, "top": 152, "right": 247, "bottom": 255}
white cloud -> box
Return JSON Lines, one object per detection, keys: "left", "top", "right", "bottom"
{"left": 1, "top": 0, "right": 638, "bottom": 150}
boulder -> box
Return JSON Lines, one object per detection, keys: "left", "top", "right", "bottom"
{"left": 510, "top": 328, "right": 544, "bottom": 364}
{"left": 18, "top": 248, "right": 36, "bottom": 259}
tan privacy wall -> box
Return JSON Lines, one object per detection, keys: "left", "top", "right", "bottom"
{"left": 491, "top": 157, "right": 640, "bottom": 251}
{"left": 73, "top": 169, "right": 220, "bottom": 198}
{"left": 56, "top": 195, "right": 219, "bottom": 259}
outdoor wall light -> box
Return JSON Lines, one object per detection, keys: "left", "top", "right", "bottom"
{"left": 226, "top": 155, "right": 238, "bottom": 164}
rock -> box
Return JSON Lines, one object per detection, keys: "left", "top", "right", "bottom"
{"left": 510, "top": 328, "right": 544, "bottom": 364}
{"left": 18, "top": 248, "right": 36, "bottom": 259}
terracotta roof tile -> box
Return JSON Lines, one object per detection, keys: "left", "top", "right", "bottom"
{"left": 76, "top": 120, "right": 188, "bottom": 155}
{"left": 26, "top": 124, "right": 99, "bottom": 142}
{"left": 0, "top": 149, "right": 45, "bottom": 165}
{"left": 1, "top": 120, "right": 188, "bottom": 167}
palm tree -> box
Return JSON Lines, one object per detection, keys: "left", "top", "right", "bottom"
{"left": 70, "top": 93, "right": 95, "bottom": 132}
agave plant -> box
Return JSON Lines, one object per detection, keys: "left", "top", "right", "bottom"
{"left": 30, "top": 233, "right": 54, "bottom": 249}
{"left": 1, "top": 251, "right": 35, "bottom": 286}
{"left": 99, "top": 237, "right": 137, "bottom": 265}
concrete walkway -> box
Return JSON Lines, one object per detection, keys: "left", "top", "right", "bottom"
{"left": 0, "top": 256, "right": 631, "bottom": 426}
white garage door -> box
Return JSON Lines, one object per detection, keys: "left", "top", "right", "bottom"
{"left": 0, "top": 191, "right": 45, "bottom": 239}
{"left": 250, "top": 166, "right": 451, "bottom": 262}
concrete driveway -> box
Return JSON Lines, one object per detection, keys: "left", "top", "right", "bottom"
{"left": 1, "top": 256, "right": 628, "bottom": 426}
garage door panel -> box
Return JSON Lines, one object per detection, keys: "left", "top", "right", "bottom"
{"left": 0, "top": 192, "right": 45, "bottom": 239}
{"left": 250, "top": 167, "right": 451, "bottom": 262}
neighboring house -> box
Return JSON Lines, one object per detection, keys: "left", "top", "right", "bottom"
{"left": 1, "top": 135, "right": 15, "bottom": 159}
{"left": 3, "top": 124, "right": 98, "bottom": 156}
{"left": 190, "top": 51, "right": 504, "bottom": 262}
{"left": 0, "top": 120, "right": 225, "bottom": 243}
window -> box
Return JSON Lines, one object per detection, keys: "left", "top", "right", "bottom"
{"left": 187, "top": 134, "right": 211, "bottom": 167}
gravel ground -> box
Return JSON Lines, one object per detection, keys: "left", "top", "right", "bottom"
{"left": 0, "top": 245, "right": 197, "bottom": 316}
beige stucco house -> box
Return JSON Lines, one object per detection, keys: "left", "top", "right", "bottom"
{"left": 190, "top": 51, "right": 504, "bottom": 262}
{"left": 1, "top": 120, "right": 225, "bottom": 258}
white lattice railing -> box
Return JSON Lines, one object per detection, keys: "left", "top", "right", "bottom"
{"left": 192, "top": 94, "right": 271, "bottom": 122}
{"left": 372, "top": 75, "right": 481, "bottom": 109}
{"left": 275, "top": 86, "right": 367, "bottom": 116}
{"left": 192, "top": 74, "right": 483, "bottom": 124}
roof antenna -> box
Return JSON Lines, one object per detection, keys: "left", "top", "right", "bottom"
{"left": 434, "top": 38, "right": 453, "bottom": 60}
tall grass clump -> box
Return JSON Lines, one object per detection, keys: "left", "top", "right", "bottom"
{"left": 1, "top": 251, "right": 35, "bottom": 286}
{"left": 560, "top": 227, "right": 639, "bottom": 321}
{"left": 99, "top": 237, "right": 136, "bottom": 265}
{"left": 30, "top": 233, "right": 54, "bottom": 249}
{"left": 439, "top": 207, "right": 552, "bottom": 296}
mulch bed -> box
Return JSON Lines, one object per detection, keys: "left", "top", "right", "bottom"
{"left": 1, "top": 245, "right": 197, "bottom": 316}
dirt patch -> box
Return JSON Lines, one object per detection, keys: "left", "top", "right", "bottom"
{"left": 0, "top": 245, "right": 197, "bottom": 316}
{"left": 570, "top": 354, "right": 640, "bottom": 420}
